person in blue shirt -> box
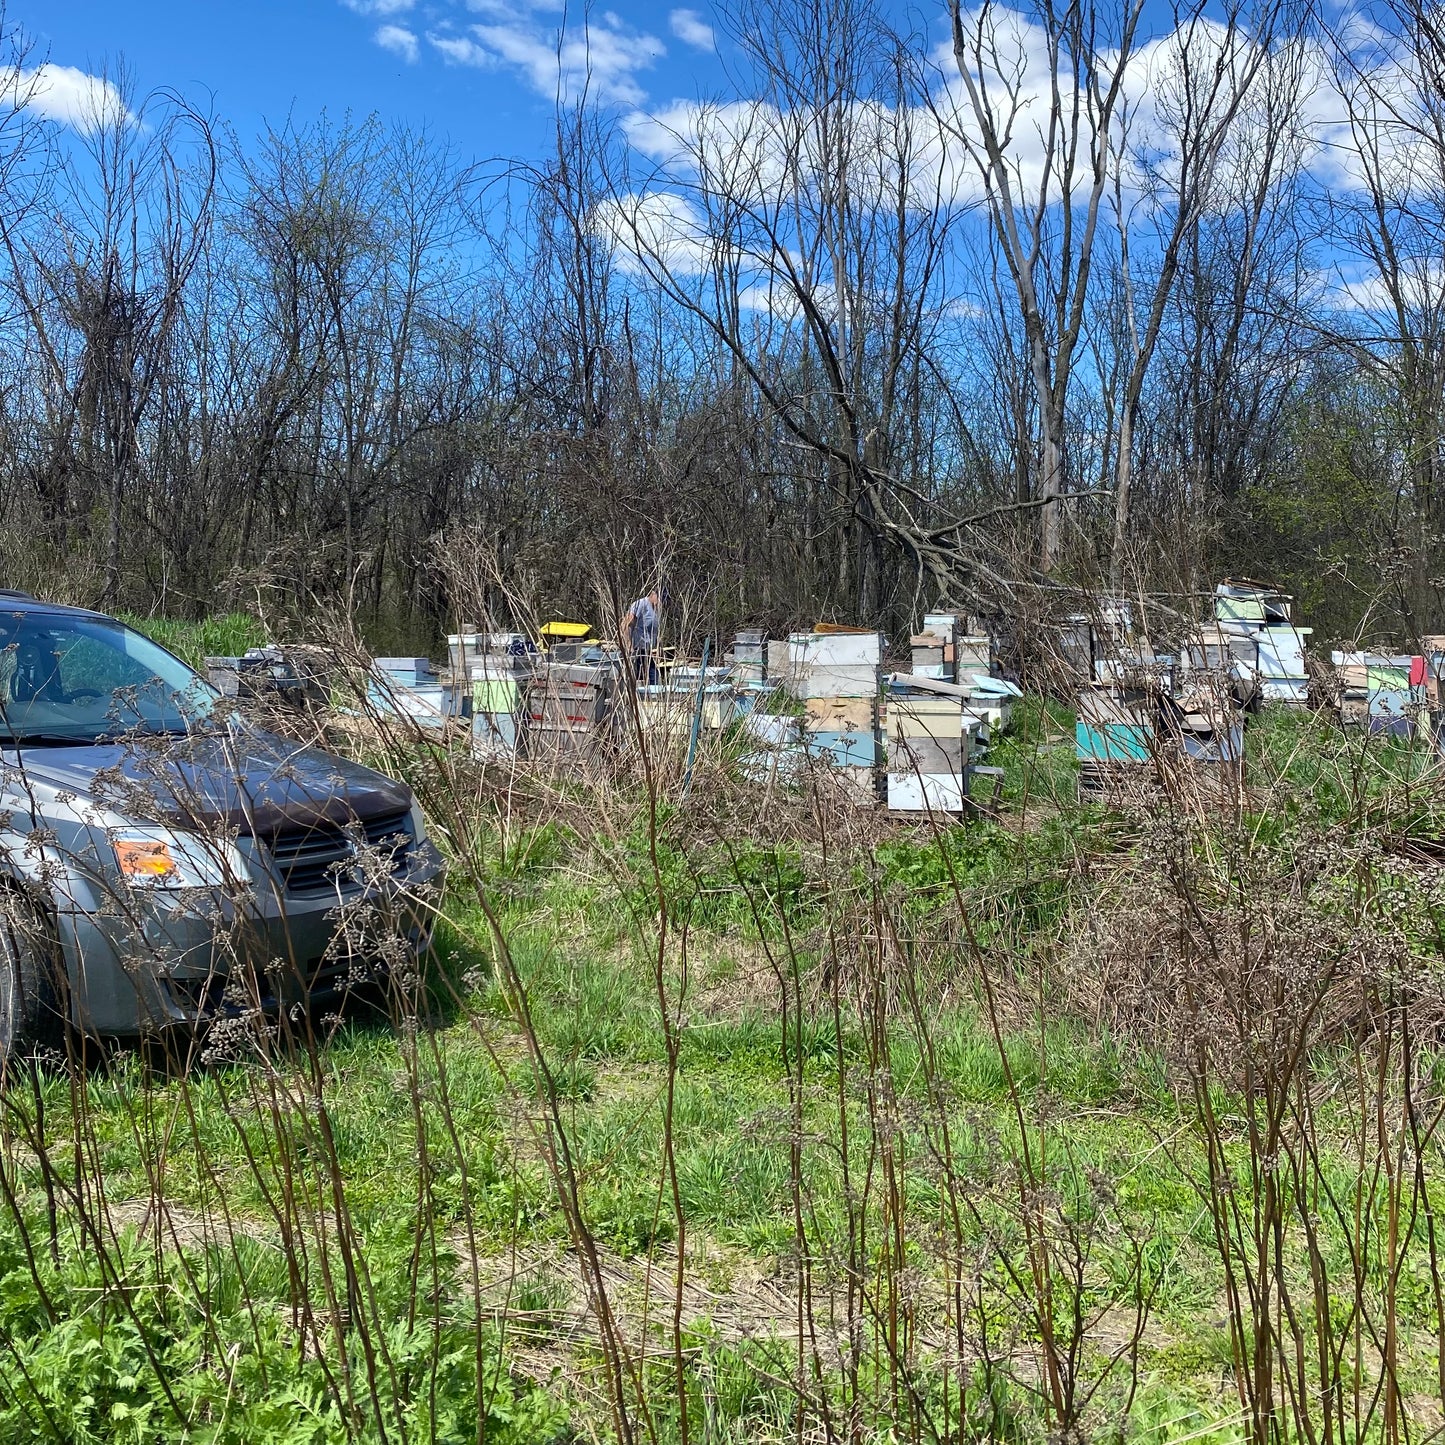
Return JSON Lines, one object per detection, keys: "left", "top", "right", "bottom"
{"left": 623, "top": 590, "right": 661, "bottom": 683}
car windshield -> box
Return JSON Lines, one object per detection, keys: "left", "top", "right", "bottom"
{"left": 0, "top": 612, "right": 217, "bottom": 745}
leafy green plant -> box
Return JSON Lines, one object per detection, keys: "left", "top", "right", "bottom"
{"left": 119, "top": 612, "right": 267, "bottom": 670}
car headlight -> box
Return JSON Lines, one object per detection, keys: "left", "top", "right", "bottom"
{"left": 113, "top": 828, "right": 253, "bottom": 889}
{"left": 407, "top": 796, "right": 427, "bottom": 847}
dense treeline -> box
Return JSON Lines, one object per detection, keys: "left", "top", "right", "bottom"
{"left": 4, "top": 0, "right": 1445, "bottom": 644}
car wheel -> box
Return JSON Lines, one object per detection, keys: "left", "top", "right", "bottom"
{"left": 0, "top": 894, "right": 62, "bottom": 1064}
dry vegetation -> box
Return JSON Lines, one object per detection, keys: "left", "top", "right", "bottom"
{"left": 2, "top": 605, "right": 1445, "bottom": 1444}
{"left": 10, "top": 0, "right": 1445, "bottom": 1432}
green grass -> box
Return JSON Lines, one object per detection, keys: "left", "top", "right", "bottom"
{"left": 987, "top": 694, "right": 1080, "bottom": 805}
{"left": 118, "top": 611, "right": 268, "bottom": 670}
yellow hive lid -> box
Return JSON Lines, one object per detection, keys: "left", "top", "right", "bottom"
{"left": 539, "top": 620, "right": 593, "bottom": 640}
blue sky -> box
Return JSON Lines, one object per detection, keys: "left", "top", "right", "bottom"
{"left": 22, "top": 0, "right": 1412, "bottom": 319}
{"left": 29, "top": 0, "right": 730, "bottom": 162}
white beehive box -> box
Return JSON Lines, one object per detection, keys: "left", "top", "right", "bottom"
{"left": 790, "top": 665, "right": 879, "bottom": 699}
{"left": 788, "top": 631, "right": 882, "bottom": 669}
{"left": 886, "top": 773, "right": 967, "bottom": 813}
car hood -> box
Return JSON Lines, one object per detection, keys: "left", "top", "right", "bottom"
{"left": 8, "top": 728, "right": 412, "bottom": 836}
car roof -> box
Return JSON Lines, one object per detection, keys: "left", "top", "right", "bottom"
{"left": 0, "top": 591, "right": 114, "bottom": 622}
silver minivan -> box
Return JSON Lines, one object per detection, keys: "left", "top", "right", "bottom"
{"left": 0, "top": 593, "right": 443, "bottom": 1060}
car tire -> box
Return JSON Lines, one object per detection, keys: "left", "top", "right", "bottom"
{"left": 0, "top": 893, "right": 62, "bottom": 1064}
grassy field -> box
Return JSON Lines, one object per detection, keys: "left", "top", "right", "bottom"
{"left": 3, "top": 621, "right": 1445, "bottom": 1443}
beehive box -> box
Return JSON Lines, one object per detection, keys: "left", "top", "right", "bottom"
{"left": 886, "top": 773, "right": 966, "bottom": 813}
{"left": 788, "top": 664, "right": 879, "bottom": 700}
{"left": 1075, "top": 689, "right": 1151, "bottom": 764}
{"left": 804, "top": 696, "right": 876, "bottom": 733}
{"left": 886, "top": 696, "right": 970, "bottom": 814}
{"left": 956, "top": 636, "right": 992, "bottom": 674}
{"left": 805, "top": 730, "right": 879, "bottom": 768}
{"left": 788, "top": 630, "right": 882, "bottom": 668}
{"left": 473, "top": 711, "right": 520, "bottom": 756}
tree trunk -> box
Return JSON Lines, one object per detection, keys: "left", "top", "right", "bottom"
{"left": 1111, "top": 403, "right": 1135, "bottom": 588}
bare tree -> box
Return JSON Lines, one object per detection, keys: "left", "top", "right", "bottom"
{"left": 1328, "top": 0, "right": 1445, "bottom": 626}
{"left": 10, "top": 67, "right": 216, "bottom": 604}
{"left": 1102, "top": 0, "right": 1295, "bottom": 580}
{"left": 598, "top": 0, "right": 1023, "bottom": 618}
{"left": 946, "top": 0, "right": 1149, "bottom": 571}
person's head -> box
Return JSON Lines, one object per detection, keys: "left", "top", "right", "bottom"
{"left": 647, "top": 589, "right": 660, "bottom": 610}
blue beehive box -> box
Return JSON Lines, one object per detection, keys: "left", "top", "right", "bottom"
{"left": 1075, "top": 718, "right": 1150, "bottom": 763}
{"left": 804, "top": 729, "right": 879, "bottom": 767}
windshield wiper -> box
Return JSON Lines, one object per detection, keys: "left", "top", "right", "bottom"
{"left": 2, "top": 723, "right": 200, "bottom": 748}
{"left": 1, "top": 732, "right": 104, "bottom": 748}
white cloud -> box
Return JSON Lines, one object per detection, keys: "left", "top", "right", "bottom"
{"left": 0, "top": 64, "right": 129, "bottom": 133}
{"left": 594, "top": 190, "right": 721, "bottom": 276}
{"left": 1321, "top": 258, "right": 1445, "bottom": 315}
{"left": 620, "top": 8, "right": 1347, "bottom": 222}
{"left": 462, "top": 0, "right": 566, "bottom": 17}
{"left": 624, "top": 96, "right": 967, "bottom": 213}
{"left": 343, "top": 0, "right": 415, "bottom": 15}
{"left": 669, "top": 9, "right": 714, "bottom": 51}
{"left": 597, "top": 190, "right": 857, "bottom": 324}
{"left": 430, "top": 15, "right": 663, "bottom": 103}
{"left": 428, "top": 32, "right": 496, "bottom": 67}
{"left": 375, "top": 23, "right": 420, "bottom": 62}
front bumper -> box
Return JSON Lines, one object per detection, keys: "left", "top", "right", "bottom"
{"left": 55, "top": 839, "right": 447, "bottom": 1036}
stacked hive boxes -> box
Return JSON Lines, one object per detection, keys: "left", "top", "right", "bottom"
{"left": 672, "top": 665, "right": 738, "bottom": 730}
{"left": 373, "top": 657, "right": 435, "bottom": 688}
{"left": 524, "top": 660, "right": 615, "bottom": 761}
{"left": 730, "top": 630, "right": 766, "bottom": 689}
{"left": 959, "top": 677, "right": 1018, "bottom": 742}
{"left": 1057, "top": 616, "right": 1094, "bottom": 681}
{"left": 955, "top": 632, "right": 993, "bottom": 681}
{"left": 632, "top": 685, "right": 692, "bottom": 739}
{"left": 207, "top": 647, "right": 328, "bottom": 709}
{"left": 886, "top": 693, "right": 974, "bottom": 814}
{"left": 468, "top": 638, "right": 529, "bottom": 756}
{"left": 1331, "top": 651, "right": 1426, "bottom": 735}
{"left": 1423, "top": 637, "right": 1445, "bottom": 746}
{"left": 1332, "top": 652, "right": 1370, "bottom": 726}
{"left": 910, "top": 616, "right": 953, "bottom": 679}
{"left": 1184, "top": 625, "right": 1254, "bottom": 677}
{"left": 1256, "top": 628, "right": 1311, "bottom": 701}
{"left": 766, "top": 639, "right": 798, "bottom": 694}
{"left": 908, "top": 612, "right": 985, "bottom": 682}
{"left": 1174, "top": 627, "right": 1250, "bottom": 768}
{"left": 634, "top": 666, "right": 738, "bottom": 739}
{"left": 205, "top": 656, "right": 243, "bottom": 697}
{"left": 786, "top": 630, "right": 880, "bottom": 794}
{"left": 369, "top": 657, "right": 454, "bottom": 727}
{"left": 1075, "top": 686, "right": 1154, "bottom": 800}
{"left": 446, "top": 632, "right": 486, "bottom": 679}
{"left": 1215, "top": 582, "right": 1311, "bottom": 703}
{"left": 537, "top": 621, "right": 593, "bottom": 663}
{"left": 901, "top": 610, "right": 1010, "bottom": 746}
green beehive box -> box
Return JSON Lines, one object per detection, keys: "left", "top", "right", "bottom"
{"left": 473, "top": 676, "right": 520, "bottom": 713}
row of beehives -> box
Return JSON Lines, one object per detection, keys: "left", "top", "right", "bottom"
{"left": 365, "top": 632, "right": 621, "bottom": 759}
{"left": 1072, "top": 581, "right": 1306, "bottom": 798}
{"left": 1067, "top": 578, "right": 1445, "bottom": 733}
{"left": 1329, "top": 645, "right": 1445, "bottom": 736}
{"left": 1066, "top": 582, "right": 1310, "bottom": 704}
{"left": 352, "top": 618, "right": 1019, "bottom": 816}
{"left": 735, "top": 614, "right": 1020, "bottom": 816}
{"left": 1066, "top": 581, "right": 1445, "bottom": 796}
{"left": 363, "top": 631, "right": 765, "bottom": 760}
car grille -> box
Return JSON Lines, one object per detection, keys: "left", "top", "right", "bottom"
{"left": 264, "top": 810, "right": 412, "bottom": 897}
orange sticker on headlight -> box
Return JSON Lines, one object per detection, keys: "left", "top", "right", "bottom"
{"left": 116, "top": 839, "right": 178, "bottom": 880}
